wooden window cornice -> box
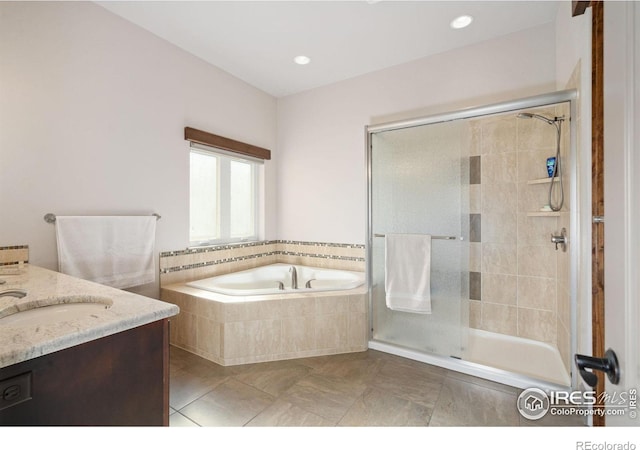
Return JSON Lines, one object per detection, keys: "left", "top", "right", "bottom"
{"left": 185, "top": 127, "right": 271, "bottom": 160}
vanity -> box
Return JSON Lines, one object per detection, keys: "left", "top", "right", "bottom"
{"left": 0, "top": 264, "right": 179, "bottom": 426}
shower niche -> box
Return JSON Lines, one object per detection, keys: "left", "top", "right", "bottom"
{"left": 367, "top": 90, "right": 577, "bottom": 390}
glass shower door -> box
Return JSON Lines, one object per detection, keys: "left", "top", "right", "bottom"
{"left": 370, "top": 120, "right": 469, "bottom": 358}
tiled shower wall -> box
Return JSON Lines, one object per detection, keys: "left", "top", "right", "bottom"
{"left": 160, "top": 240, "right": 365, "bottom": 286}
{"left": 467, "top": 103, "right": 571, "bottom": 371}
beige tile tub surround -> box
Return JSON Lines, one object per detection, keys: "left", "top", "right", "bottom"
{"left": 159, "top": 240, "right": 366, "bottom": 365}
{"left": 161, "top": 284, "right": 368, "bottom": 366}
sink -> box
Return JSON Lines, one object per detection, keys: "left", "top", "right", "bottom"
{"left": 0, "top": 297, "right": 113, "bottom": 327}
{"left": 0, "top": 289, "right": 27, "bottom": 298}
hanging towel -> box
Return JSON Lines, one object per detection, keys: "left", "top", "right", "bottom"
{"left": 55, "top": 216, "right": 156, "bottom": 289}
{"left": 384, "top": 233, "right": 432, "bottom": 314}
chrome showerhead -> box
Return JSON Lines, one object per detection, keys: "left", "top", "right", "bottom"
{"left": 516, "top": 112, "right": 559, "bottom": 125}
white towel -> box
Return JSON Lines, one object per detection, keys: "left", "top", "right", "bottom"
{"left": 55, "top": 216, "right": 156, "bottom": 289}
{"left": 384, "top": 233, "right": 432, "bottom": 314}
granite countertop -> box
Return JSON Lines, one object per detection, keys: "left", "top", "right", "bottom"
{"left": 0, "top": 264, "right": 179, "bottom": 369}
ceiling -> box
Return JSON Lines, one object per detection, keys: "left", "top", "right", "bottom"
{"left": 97, "top": 1, "right": 560, "bottom": 98}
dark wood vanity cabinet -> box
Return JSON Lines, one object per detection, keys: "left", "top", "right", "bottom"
{"left": 0, "top": 319, "right": 170, "bottom": 426}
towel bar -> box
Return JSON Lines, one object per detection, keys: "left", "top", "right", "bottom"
{"left": 374, "top": 233, "right": 461, "bottom": 240}
{"left": 44, "top": 213, "right": 161, "bottom": 224}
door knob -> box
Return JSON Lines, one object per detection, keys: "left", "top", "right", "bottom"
{"left": 574, "top": 349, "right": 620, "bottom": 388}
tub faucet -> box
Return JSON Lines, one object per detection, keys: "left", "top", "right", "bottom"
{"left": 289, "top": 266, "right": 298, "bottom": 289}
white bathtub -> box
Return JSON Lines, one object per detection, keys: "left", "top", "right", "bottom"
{"left": 186, "top": 263, "right": 365, "bottom": 296}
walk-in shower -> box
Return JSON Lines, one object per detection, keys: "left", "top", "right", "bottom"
{"left": 366, "top": 90, "right": 578, "bottom": 391}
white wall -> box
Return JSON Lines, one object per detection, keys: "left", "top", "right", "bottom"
{"left": 0, "top": 2, "right": 277, "bottom": 296}
{"left": 276, "top": 24, "right": 557, "bottom": 245}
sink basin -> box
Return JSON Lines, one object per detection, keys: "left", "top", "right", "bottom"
{"left": 0, "top": 297, "right": 113, "bottom": 327}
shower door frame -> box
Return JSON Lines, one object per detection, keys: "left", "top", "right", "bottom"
{"left": 365, "top": 89, "right": 579, "bottom": 390}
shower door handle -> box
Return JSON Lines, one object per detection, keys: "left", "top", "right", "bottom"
{"left": 574, "top": 349, "right": 620, "bottom": 388}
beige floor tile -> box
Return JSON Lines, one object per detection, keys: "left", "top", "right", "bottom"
{"left": 169, "top": 412, "right": 200, "bottom": 427}
{"left": 179, "top": 379, "right": 274, "bottom": 426}
{"left": 279, "top": 373, "right": 367, "bottom": 422}
{"left": 314, "top": 356, "right": 385, "bottom": 385}
{"left": 234, "top": 363, "right": 312, "bottom": 397}
{"left": 168, "top": 345, "right": 584, "bottom": 428}
{"left": 338, "top": 387, "right": 432, "bottom": 426}
{"left": 246, "top": 400, "right": 336, "bottom": 426}
{"left": 369, "top": 360, "right": 445, "bottom": 408}
{"left": 429, "top": 377, "right": 519, "bottom": 426}
{"left": 169, "top": 368, "right": 228, "bottom": 411}
{"left": 445, "top": 370, "right": 520, "bottom": 396}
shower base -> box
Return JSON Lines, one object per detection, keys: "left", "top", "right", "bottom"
{"left": 464, "top": 328, "right": 571, "bottom": 387}
{"left": 369, "top": 329, "right": 572, "bottom": 391}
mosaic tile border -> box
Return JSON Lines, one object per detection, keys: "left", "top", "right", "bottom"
{"left": 159, "top": 240, "right": 364, "bottom": 258}
{"left": 0, "top": 245, "right": 29, "bottom": 266}
{"left": 159, "top": 240, "right": 365, "bottom": 274}
{"left": 278, "top": 240, "right": 365, "bottom": 249}
{"left": 160, "top": 240, "right": 276, "bottom": 258}
{"left": 160, "top": 251, "right": 277, "bottom": 274}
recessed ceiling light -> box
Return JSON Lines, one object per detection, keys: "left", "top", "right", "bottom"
{"left": 450, "top": 15, "right": 473, "bottom": 30}
{"left": 294, "top": 55, "right": 311, "bottom": 65}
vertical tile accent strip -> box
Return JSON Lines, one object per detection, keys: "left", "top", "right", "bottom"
{"left": 469, "top": 271, "right": 482, "bottom": 301}
{"left": 470, "top": 155, "right": 481, "bottom": 185}
{"left": 470, "top": 214, "right": 481, "bottom": 242}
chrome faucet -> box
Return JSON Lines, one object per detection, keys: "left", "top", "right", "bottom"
{"left": 0, "top": 289, "right": 27, "bottom": 298}
{"left": 289, "top": 266, "right": 298, "bottom": 289}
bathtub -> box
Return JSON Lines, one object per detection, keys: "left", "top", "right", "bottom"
{"left": 186, "top": 263, "right": 365, "bottom": 296}
{"left": 162, "top": 263, "right": 368, "bottom": 365}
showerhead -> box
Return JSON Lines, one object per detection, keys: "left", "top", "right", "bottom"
{"left": 516, "top": 112, "right": 558, "bottom": 125}
{"left": 518, "top": 113, "right": 558, "bottom": 125}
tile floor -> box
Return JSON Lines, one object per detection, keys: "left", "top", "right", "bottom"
{"left": 169, "top": 346, "right": 584, "bottom": 427}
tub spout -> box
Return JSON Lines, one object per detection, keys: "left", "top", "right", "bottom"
{"left": 289, "top": 266, "right": 298, "bottom": 289}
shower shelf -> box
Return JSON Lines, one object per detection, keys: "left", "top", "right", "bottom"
{"left": 527, "top": 177, "right": 559, "bottom": 185}
{"left": 527, "top": 211, "right": 561, "bottom": 217}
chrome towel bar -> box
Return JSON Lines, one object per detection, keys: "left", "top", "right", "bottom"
{"left": 44, "top": 213, "right": 161, "bottom": 224}
{"left": 374, "top": 233, "right": 461, "bottom": 240}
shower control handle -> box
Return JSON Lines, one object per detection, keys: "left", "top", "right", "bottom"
{"left": 551, "top": 228, "right": 567, "bottom": 252}
{"left": 574, "top": 349, "right": 620, "bottom": 388}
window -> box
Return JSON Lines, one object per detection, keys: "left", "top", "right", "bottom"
{"left": 189, "top": 144, "right": 260, "bottom": 245}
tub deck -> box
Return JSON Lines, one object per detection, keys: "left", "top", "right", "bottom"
{"left": 161, "top": 281, "right": 368, "bottom": 366}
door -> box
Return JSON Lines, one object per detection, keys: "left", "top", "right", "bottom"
{"left": 369, "top": 120, "right": 467, "bottom": 359}
{"left": 602, "top": 0, "right": 640, "bottom": 427}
